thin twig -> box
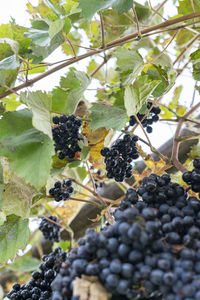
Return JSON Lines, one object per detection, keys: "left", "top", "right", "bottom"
{"left": 1, "top": 12, "right": 200, "bottom": 99}
{"left": 4, "top": 85, "right": 19, "bottom": 96}
{"left": 68, "top": 177, "right": 95, "bottom": 195}
{"left": 141, "top": 20, "right": 200, "bottom": 39}
{"left": 135, "top": 114, "right": 169, "bottom": 162}
{"left": 173, "top": 34, "right": 200, "bottom": 65}
{"left": 172, "top": 102, "right": 200, "bottom": 172}
{"left": 99, "top": 11, "right": 105, "bottom": 48}
{"left": 62, "top": 31, "right": 77, "bottom": 58}
{"left": 90, "top": 55, "right": 112, "bottom": 77}
{"left": 147, "top": 31, "right": 178, "bottom": 64}
{"left": 42, "top": 215, "right": 64, "bottom": 229}
{"left": 152, "top": 0, "right": 168, "bottom": 18}
{"left": 149, "top": 0, "right": 167, "bottom": 21}
{"left": 69, "top": 197, "right": 102, "bottom": 208}
{"left": 86, "top": 161, "right": 96, "bottom": 192}
{"left": 132, "top": 6, "right": 141, "bottom": 38}
{"left": 190, "top": 81, "right": 197, "bottom": 107}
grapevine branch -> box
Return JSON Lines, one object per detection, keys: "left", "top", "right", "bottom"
{"left": 0, "top": 12, "right": 200, "bottom": 99}
{"left": 172, "top": 101, "right": 200, "bottom": 172}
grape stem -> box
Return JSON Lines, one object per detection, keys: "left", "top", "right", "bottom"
{"left": 69, "top": 197, "right": 102, "bottom": 208}
{"left": 172, "top": 101, "right": 200, "bottom": 172}
{"left": 42, "top": 215, "right": 65, "bottom": 229}
{"left": 132, "top": 6, "right": 141, "bottom": 38}
{"left": 134, "top": 114, "right": 170, "bottom": 163}
{"left": 62, "top": 31, "right": 77, "bottom": 58}
{"left": 99, "top": 11, "right": 105, "bottom": 48}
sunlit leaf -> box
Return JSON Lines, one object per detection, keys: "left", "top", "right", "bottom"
{"left": 0, "top": 215, "right": 30, "bottom": 264}
{"left": 124, "top": 75, "right": 160, "bottom": 116}
{"left": 89, "top": 103, "right": 127, "bottom": 131}
{"left": 0, "top": 109, "right": 54, "bottom": 189}
{"left": 78, "top": 0, "right": 133, "bottom": 20}
{"left": 20, "top": 91, "right": 52, "bottom": 139}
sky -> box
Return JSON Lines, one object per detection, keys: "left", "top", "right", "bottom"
{"left": 0, "top": 0, "right": 199, "bottom": 152}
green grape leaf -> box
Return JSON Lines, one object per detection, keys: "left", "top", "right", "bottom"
{"left": 0, "top": 69, "right": 6, "bottom": 86}
{"left": 190, "top": 49, "right": 200, "bottom": 81}
{"left": 63, "top": 165, "right": 88, "bottom": 182}
{"left": 178, "top": 0, "right": 200, "bottom": 17}
{"left": 0, "top": 23, "right": 30, "bottom": 60}
{"left": 134, "top": 1, "right": 152, "bottom": 22}
{"left": 124, "top": 75, "right": 160, "bottom": 116}
{"left": 89, "top": 103, "right": 127, "bottom": 130}
{"left": 1, "top": 175, "right": 37, "bottom": 219}
{"left": 20, "top": 91, "right": 52, "bottom": 139}
{"left": 63, "top": 17, "right": 72, "bottom": 35}
{"left": 49, "top": 19, "right": 64, "bottom": 39}
{"left": 0, "top": 109, "right": 54, "bottom": 189}
{"left": 145, "top": 65, "right": 175, "bottom": 97}
{"left": 115, "top": 48, "right": 144, "bottom": 74}
{"left": 25, "top": 20, "right": 50, "bottom": 47}
{"left": 78, "top": 0, "right": 133, "bottom": 20}
{"left": 62, "top": 31, "right": 81, "bottom": 56}
{"left": 169, "top": 86, "right": 183, "bottom": 110}
{"left": 0, "top": 55, "right": 20, "bottom": 70}
{"left": 0, "top": 215, "right": 30, "bottom": 264}
{"left": 31, "top": 32, "right": 65, "bottom": 61}
{"left": 7, "top": 255, "right": 40, "bottom": 272}
{"left": 189, "top": 141, "right": 200, "bottom": 159}
{"left": 43, "top": 0, "right": 66, "bottom": 16}
{"left": 0, "top": 38, "right": 19, "bottom": 54}
{"left": 1, "top": 94, "right": 20, "bottom": 111}
{"left": 52, "top": 69, "right": 91, "bottom": 114}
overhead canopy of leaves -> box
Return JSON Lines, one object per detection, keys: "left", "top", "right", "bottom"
{"left": 78, "top": 0, "right": 133, "bottom": 20}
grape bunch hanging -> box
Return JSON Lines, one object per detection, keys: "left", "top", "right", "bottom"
{"left": 182, "top": 158, "right": 200, "bottom": 193}
{"left": 49, "top": 179, "right": 74, "bottom": 202}
{"left": 39, "top": 215, "right": 61, "bottom": 242}
{"left": 51, "top": 170, "right": 200, "bottom": 300}
{"left": 7, "top": 162, "right": 200, "bottom": 300}
{"left": 52, "top": 114, "right": 82, "bottom": 160}
{"left": 129, "top": 102, "right": 161, "bottom": 133}
{"left": 101, "top": 134, "right": 139, "bottom": 182}
{"left": 7, "top": 248, "right": 66, "bottom": 300}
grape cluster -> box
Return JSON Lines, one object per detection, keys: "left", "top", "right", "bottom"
{"left": 7, "top": 248, "right": 66, "bottom": 300}
{"left": 52, "top": 115, "right": 82, "bottom": 160}
{"left": 129, "top": 102, "right": 161, "bottom": 133}
{"left": 49, "top": 180, "right": 73, "bottom": 202}
{"left": 182, "top": 158, "right": 200, "bottom": 193}
{"left": 51, "top": 170, "right": 200, "bottom": 300}
{"left": 100, "top": 134, "right": 139, "bottom": 182}
{"left": 39, "top": 215, "right": 61, "bottom": 242}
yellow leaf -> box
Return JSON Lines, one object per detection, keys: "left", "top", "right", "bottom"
{"left": 176, "top": 105, "right": 187, "bottom": 117}
{"left": 82, "top": 124, "right": 108, "bottom": 145}
{"left": 89, "top": 141, "right": 105, "bottom": 169}
{"left": 160, "top": 106, "right": 174, "bottom": 119}
{"left": 82, "top": 124, "right": 109, "bottom": 168}
{"left": 55, "top": 200, "right": 84, "bottom": 225}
